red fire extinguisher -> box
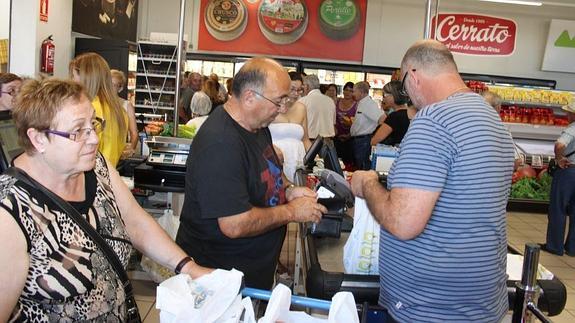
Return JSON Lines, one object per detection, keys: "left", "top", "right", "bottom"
{"left": 41, "top": 35, "right": 55, "bottom": 75}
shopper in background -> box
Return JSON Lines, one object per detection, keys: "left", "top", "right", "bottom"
{"left": 334, "top": 81, "right": 358, "bottom": 170}
{"left": 179, "top": 72, "right": 202, "bottom": 122}
{"left": 200, "top": 78, "right": 225, "bottom": 113}
{"left": 110, "top": 69, "right": 138, "bottom": 159}
{"left": 350, "top": 81, "right": 385, "bottom": 170}
{"left": 176, "top": 57, "right": 326, "bottom": 290}
{"left": 0, "top": 79, "right": 211, "bottom": 322}
{"left": 325, "top": 83, "right": 338, "bottom": 104}
{"left": 70, "top": 52, "right": 127, "bottom": 167}
{"left": 185, "top": 90, "right": 212, "bottom": 131}
{"left": 300, "top": 74, "right": 336, "bottom": 141}
{"left": 210, "top": 73, "right": 228, "bottom": 103}
{"left": 269, "top": 71, "right": 311, "bottom": 181}
{"left": 351, "top": 40, "right": 514, "bottom": 322}
{"left": 0, "top": 73, "right": 22, "bottom": 111}
{"left": 288, "top": 71, "right": 304, "bottom": 99}
{"left": 541, "top": 102, "right": 575, "bottom": 257}
{"left": 370, "top": 80, "right": 415, "bottom": 146}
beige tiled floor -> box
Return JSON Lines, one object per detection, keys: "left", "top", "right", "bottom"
{"left": 133, "top": 211, "right": 574, "bottom": 322}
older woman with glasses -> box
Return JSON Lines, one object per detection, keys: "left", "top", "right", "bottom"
{"left": 371, "top": 80, "right": 416, "bottom": 146}
{"left": 0, "top": 79, "right": 211, "bottom": 322}
{"left": 0, "top": 73, "right": 22, "bottom": 111}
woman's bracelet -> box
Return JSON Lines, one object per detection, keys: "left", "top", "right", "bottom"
{"left": 174, "top": 256, "right": 194, "bottom": 274}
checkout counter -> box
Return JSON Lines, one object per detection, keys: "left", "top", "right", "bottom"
{"left": 293, "top": 140, "right": 567, "bottom": 318}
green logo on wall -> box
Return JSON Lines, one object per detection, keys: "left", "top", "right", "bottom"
{"left": 554, "top": 30, "right": 575, "bottom": 48}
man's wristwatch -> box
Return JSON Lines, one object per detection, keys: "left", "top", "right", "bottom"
{"left": 285, "top": 184, "right": 296, "bottom": 196}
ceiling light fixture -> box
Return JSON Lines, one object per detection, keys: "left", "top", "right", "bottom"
{"left": 478, "top": 0, "right": 543, "bottom": 6}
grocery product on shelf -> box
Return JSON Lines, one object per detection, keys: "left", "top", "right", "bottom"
{"left": 464, "top": 80, "right": 489, "bottom": 93}
{"left": 490, "top": 86, "right": 573, "bottom": 105}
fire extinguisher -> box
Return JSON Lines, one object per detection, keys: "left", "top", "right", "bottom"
{"left": 41, "top": 35, "right": 55, "bottom": 75}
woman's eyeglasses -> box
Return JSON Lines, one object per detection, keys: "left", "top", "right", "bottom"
{"left": 44, "top": 117, "right": 106, "bottom": 142}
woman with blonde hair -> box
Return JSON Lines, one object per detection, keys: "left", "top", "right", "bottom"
{"left": 70, "top": 53, "right": 127, "bottom": 167}
{"left": 110, "top": 69, "right": 138, "bottom": 158}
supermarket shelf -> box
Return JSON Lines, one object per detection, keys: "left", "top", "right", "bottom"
{"left": 135, "top": 88, "right": 176, "bottom": 95}
{"left": 505, "top": 123, "right": 564, "bottom": 141}
{"left": 135, "top": 104, "right": 175, "bottom": 111}
{"left": 502, "top": 100, "right": 565, "bottom": 109}
{"left": 137, "top": 72, "right": 176, "bottom": 78}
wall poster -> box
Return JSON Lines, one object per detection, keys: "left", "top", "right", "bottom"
{"left": 72, "top": 0, "right": 139, "bottom": 42}
{"left": 542, "top": 19, "right": 575, "bottom": 74}
{"left": 197, "top": 0, "right": 368, "bottom": 62}
{"left": 431, "top": 13, "right": 517, "bottom": 56}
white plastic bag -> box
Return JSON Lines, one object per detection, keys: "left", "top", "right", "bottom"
{"left": 157, "top": 208, "right": 180, "bottom": 239}
{"left": 343, "top": 197, "right": 380, "bottom": 275}
{"left": 258, "top": 284, "right": 359, "bottom": 323}
{"left": 156, "top": 269, "right": 245, "bottom": 323}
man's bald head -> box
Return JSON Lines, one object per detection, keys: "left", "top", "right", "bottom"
{"left": 232, "top": 57, "right": 287, "bottom": 98}
{"left": 401, "top": 40, "right": 458, "bottom": 76}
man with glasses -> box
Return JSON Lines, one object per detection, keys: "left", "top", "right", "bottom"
{"left": 351, "top": 40, "right": 515, "bottom": 322}
{"left": 176, "top": 57, "right": 326, "bottom": 290}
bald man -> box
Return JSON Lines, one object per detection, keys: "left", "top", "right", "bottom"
{"left": 176, "top": 57, "right": 326, "bottom": 289}
{"left": 351, "top": 40, "right": 515, "bottom": 322}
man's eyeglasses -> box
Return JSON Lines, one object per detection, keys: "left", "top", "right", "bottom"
{"left": 400, "top": 69, "right": 416, "bottom": 97}
{"left": 1, "top": 88, "right": 19, "bottom": 96}
{"left": 44, "top": 117, "right": 106, "bottom": 142}
{"left": 252, "top": 90, "right": 295, "bottom": 108}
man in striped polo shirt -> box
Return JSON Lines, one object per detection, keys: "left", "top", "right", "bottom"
{"left": 351, "top": 40, "right": 515, "bottom": 322}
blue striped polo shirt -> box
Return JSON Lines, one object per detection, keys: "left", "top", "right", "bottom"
{"left": 381, "top": 92, "right": 515, "bottom": 322}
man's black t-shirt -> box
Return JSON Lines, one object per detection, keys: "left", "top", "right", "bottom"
{"left": 176, "top": 105, "right": 287, "bottom": 289}
{"left": 380, "top": 109, "right": 411, "bottom": 146}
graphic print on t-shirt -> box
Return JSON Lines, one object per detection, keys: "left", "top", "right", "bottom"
{"left": 260, "top": 146, "right": 285, "bottom": 206}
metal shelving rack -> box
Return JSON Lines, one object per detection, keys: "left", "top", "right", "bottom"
{"left": 135, "top": 41, "right": 183, "bottom": 123}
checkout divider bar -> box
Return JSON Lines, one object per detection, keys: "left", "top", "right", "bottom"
{"left": 242, "top": 287, "right": 332, "bottom": 312}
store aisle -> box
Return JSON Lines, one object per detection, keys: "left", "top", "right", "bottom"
{"left": 133, "top": 212, "right": 575, "bottom": 322}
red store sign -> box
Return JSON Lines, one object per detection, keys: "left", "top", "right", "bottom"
{"left": 431, "top": 13, "right": 517, "bottom": 56}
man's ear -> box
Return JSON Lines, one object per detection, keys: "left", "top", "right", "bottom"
{"left": 27, "top": 128, "right": 48, "bottom": 153}
{"left": 241, "top": 90, "right": 257, "bottom": 109}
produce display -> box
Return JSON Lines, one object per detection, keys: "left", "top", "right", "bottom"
{"left": 144, "top": 121, "right": 197, "bottom": 139}
{"left": 490, "top": 86, "right": 573, "bottom": 105}
{"left": 500, "top": 106, "right": 569, "bottom": 126}
{"left": 510, "top": 165, "right": 552, "bottom": 201}
{"left": 465, "top": 80, "right": 489, "bottom": 93}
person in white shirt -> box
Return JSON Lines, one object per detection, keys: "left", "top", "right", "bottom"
{"left": 186, "top": 91, "right": 212, "bottom": 131}
{"left": 350, "top": 81, "right": 385, "bottom": 169}
{"left": 298, "top": 75, "right": 336, "bottom": 140}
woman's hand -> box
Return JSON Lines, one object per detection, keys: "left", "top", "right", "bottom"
{"left": 181, "top": 261, "right": 214, "bottom": 280}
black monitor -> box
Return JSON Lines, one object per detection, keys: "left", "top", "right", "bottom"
{"left": 0, "top": 111, "right": 23, "bottom": 173}
{"left": 303, "top": 137, "right": 343, "bottom": 176}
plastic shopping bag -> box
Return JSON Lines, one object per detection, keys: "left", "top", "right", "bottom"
{"left": 258, "top": 284, "right": 359, "bottom": 323}
{"left": 156, "top": 269, "right": 246, "bottom": 323}
{"left": 157, "top": 208, "right": 180, "bottom": 239}
{"left": 343, "top": 197, "right": 380, "bottom": 275}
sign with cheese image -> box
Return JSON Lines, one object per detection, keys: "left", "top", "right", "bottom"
{"left": 198, "top": 0, "right": 367, "bottom": 62}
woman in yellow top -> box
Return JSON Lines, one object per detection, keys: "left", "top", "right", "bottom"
{"left": 70, "top": 53, "right": 127, "bottom": 167}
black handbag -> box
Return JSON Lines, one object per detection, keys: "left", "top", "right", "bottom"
{"left": 4, "top": 167, "right": 142, "bottom": 322}
{"left": 548, "top": 150, "right": 575, "bottom": 177}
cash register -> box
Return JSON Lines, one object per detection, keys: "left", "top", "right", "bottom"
{"left": 133, "top": 136, "right": 191, "bottom": 192}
